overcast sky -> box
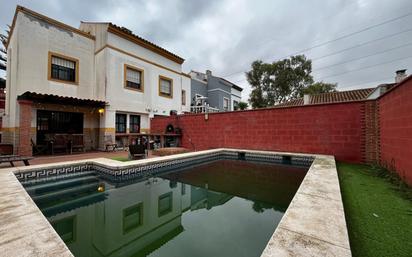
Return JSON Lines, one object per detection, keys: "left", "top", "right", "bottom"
{"left": 1, "top": 0, "right": 412, "bottom": 101}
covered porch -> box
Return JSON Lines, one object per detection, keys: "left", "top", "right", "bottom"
{"left": 16, "top": 91, "right": 106, "bottom": 156}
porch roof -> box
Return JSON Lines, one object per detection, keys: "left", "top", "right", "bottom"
{"left": 17, "top": 91, "right": 106, "bottom": 107}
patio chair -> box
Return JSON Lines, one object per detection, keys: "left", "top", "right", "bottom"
{"left": 129, "top": 144, "right": 147, "bottom": 159}
{"left": 31, "top": 138, "right": 48, "bottom": 155}
{"left": 104, "top": 135, "right": 117, "bottom": 152}
{"left": 70, "top": 134, "right": 85, "bottom": 154}
{"left": 52, "top": 134, "right": 69, "bottom": 154}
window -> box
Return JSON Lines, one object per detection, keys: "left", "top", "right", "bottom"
{"left": 181, "top": 90, "right": 186, "bottom": 105}
{"left": 159, "top": 76, "right": 173, "bottom": 98}
{"left": 122, "top": 203, "right": 143, "bottom": 234}
{"left": 129, "top": 115, "right": 140, "bottom": 133}
{"left": 52, "top": 216, "right": 76, "bottom": 244}
{"left": 158, "top": 192, "right": 173, "bottom": 217}
{"left": 124, "top": 64, "right": 143, "bottom": 91}
{"left": 48, "top": 52, "right": 78, "bottom": 84}
{"left": 233, "top": 100, "right": 239, "bottom": 111}
{"left": 181, "top": 184, "right": 186, "bottom": 195}
{"left": 115, "top": 114, "right": 127, "bottom": 133}
{"left": 223, "top": 97, "right": 229, "bottom": 111}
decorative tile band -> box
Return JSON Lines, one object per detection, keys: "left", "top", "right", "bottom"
{"left": 15, "top": 164, "right": 91, "bottom": 181}
{"left": 15, "top": 150, "right": 314, "bottom": 183}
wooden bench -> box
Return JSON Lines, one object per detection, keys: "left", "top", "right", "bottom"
{"left": 0, "top": 155, "right": 34, "bottom": 166}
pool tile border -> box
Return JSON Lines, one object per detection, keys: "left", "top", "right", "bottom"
{"left": 1, "top": 148, "right": 350, "bottom": 257}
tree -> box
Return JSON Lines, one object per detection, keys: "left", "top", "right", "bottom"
{"left": 237, "top": 101, "right": 248, "bottom": 110}
{"left": 246, "top": 55, "right": 336, "bottom": 108}
{"left": 303, "top": 82, "right": 337, "bottom": 95}
{"left": 0, "top": 26, "right": 10, "bottom": 72}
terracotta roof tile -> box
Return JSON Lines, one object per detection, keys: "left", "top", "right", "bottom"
{"left": 276, "top": 88, "right": 375, "bottom": 107}
{"left": 108, "top": 23, "right": 184, "bottom": 64}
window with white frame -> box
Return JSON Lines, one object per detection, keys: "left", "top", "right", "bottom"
{"left": 223, "top": 97, "right": 229, "bottom": 111}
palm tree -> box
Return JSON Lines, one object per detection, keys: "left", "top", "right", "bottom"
{"left": 0, "top": 25, "right": 10, "bottom": 72}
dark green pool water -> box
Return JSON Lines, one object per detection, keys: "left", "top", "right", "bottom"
{"left": 24, "top": 159, "right": 307, "bottom": 257}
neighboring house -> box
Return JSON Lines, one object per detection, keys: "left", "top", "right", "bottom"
{"left": 3, "top": 6, "right": 191, "bottom": 155}
{"left": 276, "top": 88, "right": 375, "bottom": 107}
{"left": 276, "top": 70, "right": 406, "bottom": 107}
{"left": 189, "top": 70, "right": 242, "bottom": 112}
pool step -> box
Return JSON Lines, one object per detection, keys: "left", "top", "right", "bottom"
{"left": 24, "top": 175, "right": 99, "bottom": 195}
{"left": 42, "top": 191, "right": 106, "bottom": 217}
{"left": 32, "top": 182, "right": 101, "bottom": 204}
{"left": 20, "top": 171, "right": 97, "bottom": 187}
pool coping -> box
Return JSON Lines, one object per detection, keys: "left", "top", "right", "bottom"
{"left": 0, "top": 148, "right": 351, "bottom": 257}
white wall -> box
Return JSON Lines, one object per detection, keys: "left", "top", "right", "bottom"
{"left": 4, "top": 12, "right": 97, "bottom": 128}
{"left": 103, "top": 33, "right": 191, "bottom": 129}
{"left": 3, "top": 11, "right": 190, "bottom": 133}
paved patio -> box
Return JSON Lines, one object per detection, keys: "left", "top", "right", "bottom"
{"left": 0, "top": 150, "right": 153, "bottom": 168}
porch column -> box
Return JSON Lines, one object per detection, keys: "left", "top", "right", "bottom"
{"left": 98, "top": 108, "right": 116, "bottom": 150}
{"left": 17, "top": 100, "right": 33, "bottom": 156}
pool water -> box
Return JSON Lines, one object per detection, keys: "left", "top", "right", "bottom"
{"left": 23, "top": 159, "right": 307, "bottom": 257}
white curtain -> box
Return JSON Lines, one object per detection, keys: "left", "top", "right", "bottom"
{"left": 126, "top": 68, "right": 141, "bottom": 84}
{"left": 52, "top": 56, "right": 75, "bottom": 69}
{"left": 160, "top": 79, "right": 171, "bottom": 94}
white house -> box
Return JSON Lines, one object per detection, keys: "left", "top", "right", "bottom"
{"left": 3, "top": 6, "right": 191, "bottom": 155}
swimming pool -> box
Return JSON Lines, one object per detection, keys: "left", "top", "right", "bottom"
{"left": 21, "top": 155, "right": 309, "bottom": 257}
{"left": 5, "top": 149, "right": 350, "bottom": 257}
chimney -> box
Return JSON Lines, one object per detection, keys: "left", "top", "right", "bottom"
{"left": 303, "top": 94, "right": 310, "bottom": 105}
{"left": 395, "top": 69, "right": 407, "bottom": 83}
{"left": 206, "top": 70, "right": 212, "bottom": 77}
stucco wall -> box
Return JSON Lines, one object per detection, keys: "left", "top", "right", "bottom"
{"left": 190, "top": 79, "right": 208, "bottom": 104}
{"left": 3, "top": 10, "right": 190, "bottom": 150}
{"left": 4, "top": 12, "right": 96, "bottom": 128}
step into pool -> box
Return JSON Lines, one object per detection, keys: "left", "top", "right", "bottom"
{"left": 23, "top": 159, "right": 308, "bottom": 257}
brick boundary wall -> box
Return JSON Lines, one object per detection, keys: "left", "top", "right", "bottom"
{"left": 152, "top": 102, "right": 366, "bottom": 163}
{"left": 379, "top": 76, "right": 412, "bottom": 185}
{"left": 152, "top": 78, "right": 412, "bottom": 185}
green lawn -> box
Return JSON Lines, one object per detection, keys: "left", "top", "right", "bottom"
{"left": 110, "top": 156, "right": 130, "bottom": 162}
{"left": 337, "top": 163, "right": 412, "bottom": 257}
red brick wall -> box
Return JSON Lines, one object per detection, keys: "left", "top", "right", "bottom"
{"left": 18, "top": 100, "right": 33, "bottom": 156}
{"left": 152, "top": 102, "right": 365, "bottom": 163}
{"left": 362, "top": 101, "right": 380, "bottom": 164}
{"left": 379, "top": 77, "right": 412, "bottom": 185}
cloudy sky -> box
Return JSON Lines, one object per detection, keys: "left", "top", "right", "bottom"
{"left": 1, "top": 0, "right": 412, "bottom": 101}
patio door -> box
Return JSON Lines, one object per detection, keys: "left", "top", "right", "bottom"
{"left": 36, "top": 110, "right": 84, "bottom": 145}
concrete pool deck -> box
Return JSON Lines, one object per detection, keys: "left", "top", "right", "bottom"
{"left": 0, "top": 148, "right": 351, "bottom": 257}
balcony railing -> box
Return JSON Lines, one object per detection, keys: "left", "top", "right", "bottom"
{"left": 190, "top": 105, "right": 220, "bottom": 113}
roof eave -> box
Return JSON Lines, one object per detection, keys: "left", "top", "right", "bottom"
{"left": 6, "top": 5, "right": 95, "bottom": 49}
{"left": 107, "top": 24, "right": 185, "bottom": 65}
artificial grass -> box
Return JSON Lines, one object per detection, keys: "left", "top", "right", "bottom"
{"left": 337, "top": 163, "right": 412, "bottom": 257}
{"left": 110, "top": 156, "right": 130, "bottom": 162}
